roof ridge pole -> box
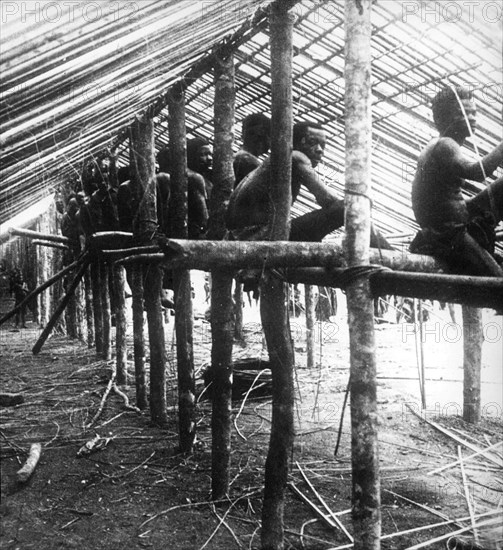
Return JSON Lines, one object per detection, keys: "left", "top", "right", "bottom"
{"left": 260, "top": 1, "right": 295, "bottom": 549}
{"left": 344, "top": 1, "right": 381, "bottom": 549}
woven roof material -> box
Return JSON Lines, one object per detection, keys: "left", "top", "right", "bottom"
{"left": 1, "top": 0, "right": 502, "bottom": 248}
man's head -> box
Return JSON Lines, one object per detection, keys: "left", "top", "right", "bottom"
{"left": 293, "top": 121, "right": 326, "bottom": 167}
{"left": 432, "top": 85, "right": 476, "bottom": 137}
{"left": 242, "top": 113, "right": 271, "bottom": 156}
{"left": 67, "top": 197, "right": 79, "bottom": 217}
{"left": 187, "top": 137, "right": 212, "bottom": 175}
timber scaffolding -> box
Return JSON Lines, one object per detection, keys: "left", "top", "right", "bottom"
{"left": 2, "top": 1, "right": 502, "bottom": 549}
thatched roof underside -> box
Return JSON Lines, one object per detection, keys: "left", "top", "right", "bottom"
{"left": 1, "top": 0, "right": 502, "bottom": 248}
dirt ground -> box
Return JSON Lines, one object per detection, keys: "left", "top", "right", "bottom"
{"left": 1, "top": 285, "right": 502, "bottom": 550}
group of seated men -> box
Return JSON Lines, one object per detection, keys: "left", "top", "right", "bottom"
{"left": 61, "top": 84, "right": 503, "bottom": 288}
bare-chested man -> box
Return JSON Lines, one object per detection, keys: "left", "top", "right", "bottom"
{"left": 410, "top": 85, "right": 503, "bottom": 276}
{"left": 233, "top": 113, "right": 271, "bottom": 187}
{"left": 227, "top": 121, "right": 391, "bottom": 247}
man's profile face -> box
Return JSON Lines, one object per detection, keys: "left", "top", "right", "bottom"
{"left": 300, "top": 127, "right": 326, "bottom": 167}
{"left": 452, "top": 99, "right": 477, "bottom": 136}
{"left": 198, "top": 145, "right": 213, "bottom": 172}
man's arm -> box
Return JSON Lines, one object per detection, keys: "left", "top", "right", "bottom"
{"left": 436, "top": 138, "right": 503, "bottom": 182}
{"left": 292, "top": 151, "right": 340, "bottom": 207}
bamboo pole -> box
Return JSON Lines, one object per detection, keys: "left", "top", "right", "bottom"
{"left": 305, "top": 285, "right": 316, "bottom": 369}
{"left": 168, "top": 86, "right": 196, "bottom": 450}
{"left": 32, "top": 260, "right": 90, "bottom": 355}
{"left": 344, "top": 1, "right": 381, "bottom": 548}
{"left": 114, "top": 264, "right": 128, "bottom": 386}
{"left": 130, "top": 117, "right": 167, "bottom": 425}
{"left": 462, "top": 307, "right": 482, "bottom": 423}
{"left": 208, "top": 51, "right": 235, "bottom": 500}
{"left": 261, "top": 3, "right": 296, "bottom": 549}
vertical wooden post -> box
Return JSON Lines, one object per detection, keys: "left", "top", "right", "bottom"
{"left": 261, "top": 2, "right": 295, "bottom": 549}
{"left": 168, "top": 86, "right": 196, "bottom": 451}
{"left": 114, "top": 263, "right": 128, "bottom": 385}
{"left": 75, "top": 277, "right": 87, "bottom": 343}
{"left": 462, "top": 306, "right": 482, "bottom": 423}
{"left": 130, "top": 117, "right": 168, "bottom": 425}
{"left": 208, "top": 51, "right": 235, "bottom": 499}
{"left": 37, "top": 217, "right": 49, "bottom": 327}
{"left": 131, "top": 264, "right": 147, "bottom": 409}
{"left": 100, "top": 260, "right": 112, "bottom": 361}
{"left": 344, "top": 1, "right": 381, "bottom": 548}
{"left": 233, "top": 283, "right": 245, "bottom": 343}
{"left": 90, "top": 260, "right": 104, "bottom": 355}
{"left": 84, "top": 268, "right": 95, "bottom": 348}
{"left": 305, "top": 284, "right": 315, "bottom": 369}
{"left": 65, "top": 275, "right": 78, "bottom": 338}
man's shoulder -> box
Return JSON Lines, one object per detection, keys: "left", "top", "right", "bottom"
{"left": 234, "top": 149, "right": 258, "bottom": 162}
{"left": 292, "top": 149, "right": 312, "bottom": 167}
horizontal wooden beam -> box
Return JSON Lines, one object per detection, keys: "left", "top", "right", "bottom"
{"left": 113, "top": 239, "right": 502, "bottom": 309}
{"left": 33, "top": 240, "right": 69, "bottom": 251}
{"left": 10, "top": 227, "right": 69, "bottom": 244}
{"left": 118, "top": 239, "right": 444, "bottom": 273}
{"left": 285, "top": 268, "right": 503, "bottom": 310}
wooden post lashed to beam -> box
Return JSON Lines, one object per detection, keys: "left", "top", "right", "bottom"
{"left": 208, "top": 51, "right": 235, "bottom": 500}
{"left": 168, "top": 87, "right": 196, "bottom": 451}
{"left": 344, "top": 1, "right": 381, "bottom": 548}
{"left": 130, "top": 117, "right": 168, "bottom": 425}
{"left": 261, "top": 2, "right": 296, "bottom": 549}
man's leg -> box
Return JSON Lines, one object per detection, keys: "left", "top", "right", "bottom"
{"left": 450, "top": 231, "right": 503, "bottom": 277}
{"left": 289, "top": 200, "right": 393, "bottom": 250}
{"left": 467, "top": 176, "right": 503, "bottom": 222}
{"left": 289, "top": 201, "right": 344, "bottom": 242}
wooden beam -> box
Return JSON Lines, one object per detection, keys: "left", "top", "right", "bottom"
{"left": 209, "top": 50, "right": 235, "bottom": 500}
{"left": 344, "top": 2, "right": 381, "bottom": 549}
{"left": 168, "top": 86, "right": 196, "bottom": 450}
{"left": 286, "top": 268, "right": 503, "bottom": 310}
{"left": 119, "top": 239, "right": 444, "bottom": 272}
{"left": 261, "top": 3, "right": 296, "bottom": 549}
{"left": 130, "top": 116, "right": 167, "bottom": 425}
{"left": 32, "top": 260, "right": 90, "bottom": 355}
{"left": 113, "top": 240, "right": 502, "bottom": 308}
{"left": 10, "top": 227, "right": 69, "bottom": 244}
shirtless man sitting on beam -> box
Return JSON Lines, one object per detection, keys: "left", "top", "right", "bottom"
{"left": 410, "top": 85, "right": 503, "bottom": 277}
{"left": 226, "top": 120, "right": 391, "bottom": 247}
